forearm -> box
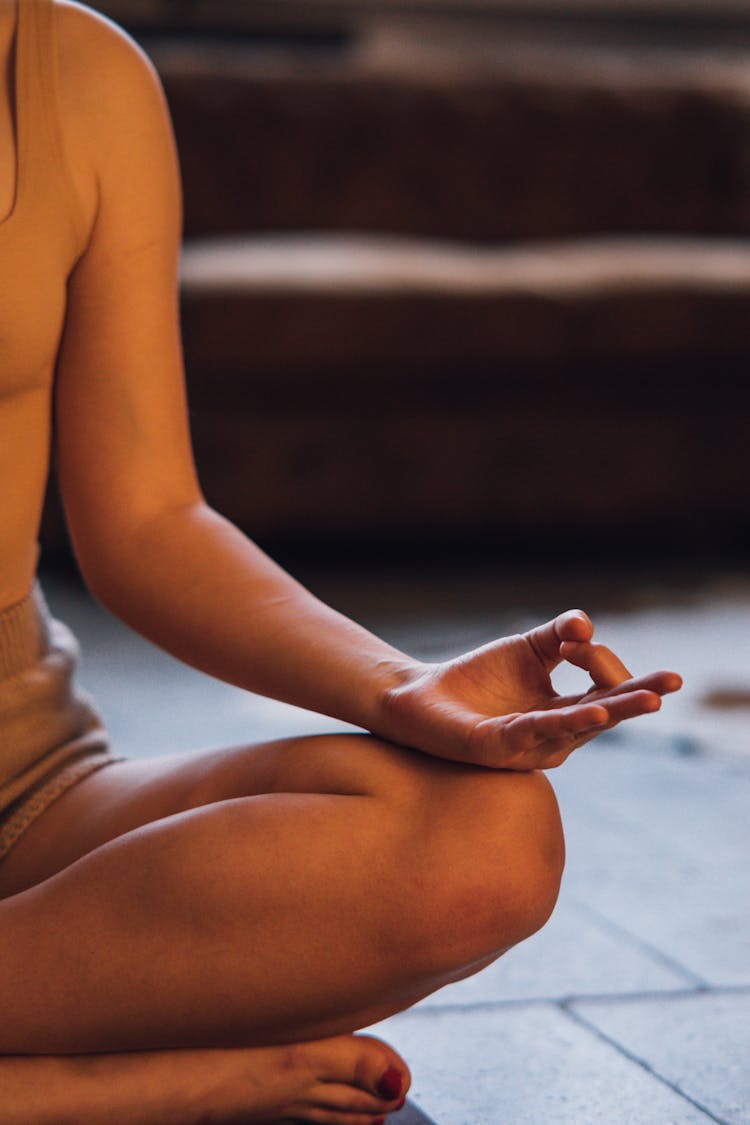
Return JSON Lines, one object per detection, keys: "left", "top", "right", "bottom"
{"left": 83, "top": 501, "right": 416, "bottom": 732}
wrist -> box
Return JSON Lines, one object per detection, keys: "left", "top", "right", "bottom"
{"left": 368, "top": 655, "right": 432, "bottom": 742}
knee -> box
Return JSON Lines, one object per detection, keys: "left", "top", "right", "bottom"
{"left": 394, "top": 766, "right": 565, "bottom": 973}
{"left": 481, "top": 769, "right": 566, "bottom": 945}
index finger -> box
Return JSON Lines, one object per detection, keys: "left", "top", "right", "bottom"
{"left": 560, "top": 640, "right": 632, "bottom": 688}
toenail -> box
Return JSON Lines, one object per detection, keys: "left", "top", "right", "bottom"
{"left": 376, "top": 1066, "right": 403, "bottom": 1100}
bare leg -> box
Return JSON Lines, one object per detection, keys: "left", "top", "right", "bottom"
{"left": 0, "top": 733, "right": 564, "bottom": 1120}
{"left": 2, "top": 1036, "right": 409, "bottom": 1125}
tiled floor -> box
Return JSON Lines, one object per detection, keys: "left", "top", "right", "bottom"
{"left": 40, "top": 562, "right": 750, "bottom": 1125}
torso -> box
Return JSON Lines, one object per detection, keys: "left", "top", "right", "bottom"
{"left": 0, "top": 0, "right": 98, "bottom": 610}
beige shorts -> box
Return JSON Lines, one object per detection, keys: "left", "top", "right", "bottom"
{"left": 0, "top": 582, "right": 123, "bottom": 862}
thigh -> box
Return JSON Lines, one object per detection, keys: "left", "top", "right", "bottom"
{"left": 0, "top": 733, "right": 563, "bottom": 1053}
{"left": 0, "top": 732, "right": 434, "bottom": 898}
{"left": 0, "top": 734, "right": 472, "bottom": 1052}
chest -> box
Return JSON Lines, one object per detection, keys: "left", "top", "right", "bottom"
{"left": 0, "top": 244, "right": 68, "bottom": 399}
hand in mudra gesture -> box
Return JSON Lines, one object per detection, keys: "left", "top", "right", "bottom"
{"left": 380, "top": 610, "right": 682, "bottom": 770}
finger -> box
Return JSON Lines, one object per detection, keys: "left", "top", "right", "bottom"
{"left": 645, "top": 670, "right": 683, "bottom": 695}
{"left": 509, "top": 693, "right": 660, "bottom": 767}
{"left": 503, "top": 703, "right": 609, "bottom": 752}
{"left": 597, "top": 689, "right": 663, "bottom": 723}
{"left": 555, "top": 670, "right": 683, "bottom": 712}
{"left": 560, "top": 640, "right": 632, "bottom": 688}
{"left": 525, "top": 609, "right": 594, "bottom": 673}
{"left": 594, "top": 670, "right": 683, "bottom": 700}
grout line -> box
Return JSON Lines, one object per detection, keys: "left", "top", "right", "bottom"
{"left": 560, "top": 1003, "right": 731, "bottom": 1125}
{"left": 403, "top": 983, "right": 750, "bottom": 1019}
{"left": 559, "top": 982, "right": 750, "bottom": 1007}
{"left": 567, "top": 896, "right": 712, "bottom": 989}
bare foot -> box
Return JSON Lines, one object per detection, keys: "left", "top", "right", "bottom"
{"left": 3, "top": 1033, "right": 410, "bottom": 1124}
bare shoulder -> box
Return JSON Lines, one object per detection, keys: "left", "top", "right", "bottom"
{"left": 55, "top": 0, "right": 159, "bottom": 82}
{"left": 53, "top": 1, "right": 173, "bottom": 238}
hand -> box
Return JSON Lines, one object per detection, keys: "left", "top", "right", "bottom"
{"left": 377, "top": 609, "right": 682, "bottom": 770}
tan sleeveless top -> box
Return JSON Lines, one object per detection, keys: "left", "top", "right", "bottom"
{"left": 0, "top": 1, "right": 118, "bottom": 856}
{"left": 0, "top": 0, "right": 88, "bottom": 298}
{"left": 0, "top": 0, "right": 89, "bottom": 604}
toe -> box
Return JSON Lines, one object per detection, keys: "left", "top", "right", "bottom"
{"left": 293, "top": 1033, "right": 410, "bottom": 1123}
{"left": 356, "top": 1035, "right": 410, "bottom": 1102}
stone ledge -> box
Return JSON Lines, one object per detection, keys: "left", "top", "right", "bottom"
{"left": 181, "top": 234, "right": 750, "bottom": 295}
{"left": 180, "top": 235, "right": 750, "bottom": 373}
{"left": 170, "top": 234, "right": 750, "bottom": 542}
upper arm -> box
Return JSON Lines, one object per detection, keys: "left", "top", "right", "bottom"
{"left": 53, "top": 2, "right": 202, "bottom": 579}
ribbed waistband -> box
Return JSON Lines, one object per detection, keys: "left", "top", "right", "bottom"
{"left": 0, "top": 583, "right": 52, "bottom": 680}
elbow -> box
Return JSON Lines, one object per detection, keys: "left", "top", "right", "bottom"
{"left": 70, "top": 529, "right": 134, "bottom": 620}
{"left": 69, "top": 494, "right": 212, "bottom": 619}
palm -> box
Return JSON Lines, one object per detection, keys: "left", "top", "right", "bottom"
{"left": 381, "top": 611, "right": 681, "bottom": 770}
{"left": 442, "top": 634, "right": 561, "bottom": 717}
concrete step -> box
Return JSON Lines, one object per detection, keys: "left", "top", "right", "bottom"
{"left": 152, "top": 47, "right": 750, "bottom": 243}
{"left": 172, "top": 232, "right": 750, "bottom": 541}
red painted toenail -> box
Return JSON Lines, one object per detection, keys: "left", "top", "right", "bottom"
{"left": 377, "top": 1066, "right": 403, "bottom": 1100}
{"left": 395, "top": 1097, "right": 406, "bottom": 1110}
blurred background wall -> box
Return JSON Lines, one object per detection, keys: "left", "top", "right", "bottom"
{"left": 45, "top": 0, "right": 750, "bottom": 566}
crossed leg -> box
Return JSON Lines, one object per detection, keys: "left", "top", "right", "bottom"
{"left": 0, "top": 732, "right": 565, "bottom": 1123}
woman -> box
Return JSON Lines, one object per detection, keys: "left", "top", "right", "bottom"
{"left": 0, "top": 1, "right": 681, "bottom": 1121}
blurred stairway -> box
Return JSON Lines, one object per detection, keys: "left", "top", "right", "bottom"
{"left": 44, "top": 2, "right": 750, "bottom": 559}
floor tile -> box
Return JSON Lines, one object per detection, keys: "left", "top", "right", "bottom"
{"left": 399, "top": 1102, "right": 439, "bottom": 1125}
{"left": 552, "top": 748, "right": 750, "bottom": 988}
{"left": 413, "top": 896, "right": 691, "bottom": 1010}
{"left": 371, "top": 1005, "right": 712, "bottom": 1124}
{"left": 571, "top": 991, "right": 750, "bottom": 1124}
